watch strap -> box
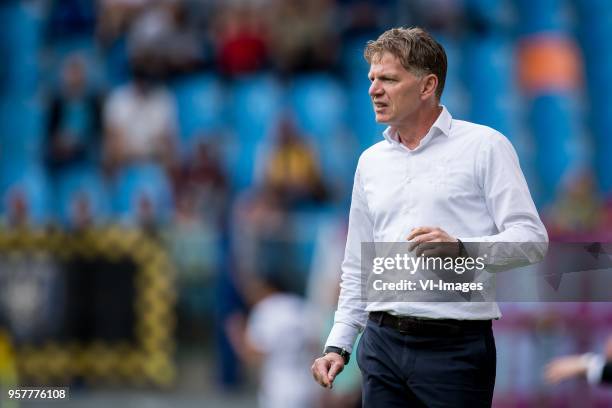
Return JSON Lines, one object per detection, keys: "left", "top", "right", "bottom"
{"left": 324, "top": 346, "right": 350, "bottom": 364}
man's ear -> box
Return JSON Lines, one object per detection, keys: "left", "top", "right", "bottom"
{"left": 420, "top": 74, "right": 438, "bottom": 100}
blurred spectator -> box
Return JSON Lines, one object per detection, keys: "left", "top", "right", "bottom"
{"left": 406, "top": 0, "right": 461, "bottom": 32}
{"left": 167, "top": 186, "right": 220, "bottom": 281}
{"left": 4, "top": 189, "right": 30, "bottom": 229}
{"left": 177, "top": 140, "right": 228, "bottom": 225}
{"left": 96, "top": 0, "right": 150, "bottom": 84}
{"left": 103, "top": 54, "right": 178, "bottom": 176}
{"left": 166, "top": 205, "right": 220, "bottom": 341}
{"left": 167, "top": 140, "right": 228, "bottom": 341}
{"left": 231, "top": 186, "right": 288, "bottom": 275}
{"left": 338, "top": 0, "right": 385, "bottom": 39}
{"left": 102, "top": 52, "right": 177, "bottom": 229}
{"left": 544, "top": 335, "right": 612, "bottom": 386}
{"left": 256, "top": 116, "right": 329, "bottom": 210}
{"left": 127, "top": 0, "right": 204, "bottom": 76}
{"left": 135, "top": 192, "right": 157, "bottom": 235}
{"left": 211, "top": 3, "right": 270, "bottom": 77}
{"left": 225, "top": 272, "right": 320, "bottom": 408}
{"left": 168, "top": 137, "right": 227, "bottom": 253}
{"left": 70, "top": 192, "right": 95, "bottom": 230}
{"left": 127, "top": 0, "right": 174, "bottom": 56}
{"left": 97, "top": 0, "right": 150, "bottom": 48}
{"left": 1, "top": 168, "right": 50, "bottom": 229}
{"left": 269, "top": 0, "right": 339, "bottom": 75}
{"left": 545, "top": 171, "right": 603, "bottom": 238}
{"left": 44, "top": 54, "right": 102, "bottom": 174}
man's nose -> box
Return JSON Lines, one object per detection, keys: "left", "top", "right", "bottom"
{"left": 369, "top": 80, "right": 383, "bottom": 97}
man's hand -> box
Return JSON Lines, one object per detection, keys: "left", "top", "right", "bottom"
{"left": 311, "top": 353, "right": 345, "bottom": 389}
{"left": 407, "top": 226, "right": 460, "bottom": 257}
{"left": 544, "top": 355, "right": 588, "bottom": 384}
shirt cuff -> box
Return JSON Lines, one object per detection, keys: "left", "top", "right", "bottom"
{"left": 324, "top": 321, "right": 361, "bottom": 354}
{"left": 583, "top": 353, "right": 606, "bottom": 385}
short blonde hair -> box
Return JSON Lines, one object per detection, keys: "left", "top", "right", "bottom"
{"left": 364, "top": 27, "right": 447, "bottom": 99}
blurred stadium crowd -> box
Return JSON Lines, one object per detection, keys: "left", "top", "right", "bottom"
{"left": 1, "top": 0, "right": 612, "bottom": 406}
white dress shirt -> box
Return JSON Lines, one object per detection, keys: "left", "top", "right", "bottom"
{"left": 325, "top": 106, "right": 548, "bottom": 353}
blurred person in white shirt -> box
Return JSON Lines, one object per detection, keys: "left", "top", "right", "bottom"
{"left": 103, "top": 52, "right": 178, "bottom": 176}
{"left": 226, "top": 271, "right": 321, "bottom": 408}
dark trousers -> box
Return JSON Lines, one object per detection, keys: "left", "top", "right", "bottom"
{"left": 356, "top": 314, "right": 496, "bottom": 407}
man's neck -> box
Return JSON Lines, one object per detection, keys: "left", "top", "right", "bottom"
{"left": 396, "top": 105, "right": 442, "bottom": 150}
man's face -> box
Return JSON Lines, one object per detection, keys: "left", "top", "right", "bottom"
{"left": 368, "top": 52, "right": 424, "bottom": 126}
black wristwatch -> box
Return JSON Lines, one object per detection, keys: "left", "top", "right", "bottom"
{"left": 324, "top": 346, "right": 350, "bottom": 365}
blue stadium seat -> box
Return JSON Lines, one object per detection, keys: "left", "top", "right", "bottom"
{"left": 290, "top": 209, "right": 335, "bottom": 282}
{"left": 230, "top": 73, "right": 283, "bottom": 141}
{"left": 435, "top": 34, "right": 469, "bottom": 119}
{"left": 343, "top": 36, "right": 386, "bottom": 150}
{"left": 346, "top": 79, "right": 386, "bottom": 150}
{"left": 590, "top": 110, "right": 612, "bottom": 195}
{"left": 528, "top": 93, "right": 579, "bottom": 205}
{"left": 227, "top": 74, "right": 283, "bottom": 190}
{"left": 464, "top": 0, "right": 512, "bottom": 29}
{"left": 575, "top": 8, "right": 612, "bottom": 185}
{"left": 573, "top": 0, "right": 612, "bottom": 22}
{"left": 462, "top": 35, "right": 519, "bottom": 138}
{"left": 111, "top": 163, "right": 174, "bottom": 225}
{"left": 172, "top": 72, "right": 225, "bottom": 159}
{"left": 341, "top": 35, "right": 372, "bottom": 83}
{"left": 289, "top": 73, "right": 347, "bottom": 143}
{"left": 0, "top": 96, "right": 45, "bottom": 164}
{"left": 514, "top": 0, "right": 567, "bottom": 35}
{"left": 577, "top": 21, "right": 612, "bottom": 101}
{"left": 288, "top": 74, "right": 356, "bottom": 187}
{"left": 103, "top": 37, "right": 130, "bottom": 87}
{"left": 576, "top": 17, "right": 612, "bottom": 194}
{"left": 0, "top": 8, "right": 9, "bottom": 91}
{"left": 0, "top": 2, "right": 42, "bottom": 97}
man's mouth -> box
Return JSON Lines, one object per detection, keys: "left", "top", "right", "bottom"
{"left": 374, "top": 101, "right": 388, "bottom": 109}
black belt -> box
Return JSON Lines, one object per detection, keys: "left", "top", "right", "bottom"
{"left": 369, "top": 311, "right": 491, "bottom": 335}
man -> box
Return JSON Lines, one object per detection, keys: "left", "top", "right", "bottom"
{"left": 311, "top": 27, "right": 548, "bottom": 407}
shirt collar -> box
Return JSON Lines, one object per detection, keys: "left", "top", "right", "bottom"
{"left": 382, "top": 105, "right": 453, "bottom": 146}
{"left": 434, "top": 105, "right": 452, "bottom": 136}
